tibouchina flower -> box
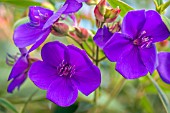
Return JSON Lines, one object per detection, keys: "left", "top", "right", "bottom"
{"left": 29, "top": 41, "right": 101, "bottom": 107}
{"left": 93, "top": 25, "right": 113, "bottom": 48}
{"left": 157, "top": 52, "right": 170, "bottom": 84}
{"left": 103, "top": 10, "right": 170, "bottom": 79}
{"left": 13, "top": 6, "right": 54, "bottom": 53}
{"left": 14, "top": 0, "right": 86, "bottom": 53}
{"left": 7, "top": 48, "right": 29, "bottom": 93}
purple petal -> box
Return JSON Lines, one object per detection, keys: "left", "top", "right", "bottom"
{"left": 13, "top": 23, "right": 43, "bottom": 48}
{"left": 41, "top": 41, "right": 67, "bottom": 67}
{"left": 157, "top": 52, "right": 170, "bottom": 84}
{"left": 122, "top": 10, "right": 146, "bottom": 39}
{"left": 28, "top": 28, "right": 51, "bottom": 53}
{"left": 8, "top": 55, "right": 28, "bottom": 81}
{"left": 63, "top": 0, "right": 82, "bottom": 14}
{"left": 139, "top": 44, "right": 158, "bottom": 74}
{"left": 29, "top": 61, "right": 58, "bottom": 90}
{"left": 67, "top": 45, "right": 93, "bottom": 68}
{"left": 7, "top": 73, "right": 27, "bottom": 93}
{"left": 93, "top": 26, "right": 113, "bottom": 48}
{"left": 47, "top": 77, "right": 78, "bottom": 107}
{"left": 103, "top": 33, "right": 133, "bottom": 62}
{"left": 29, "top": 6, "right": 53, "bottom": 26}
{"left": 116, "top": 46, "right": 148, "bottom": 79}
{"left": 71, "top": 66, "right": 101, "bottom": 96}
{"left": 76, "top": 0, "right": 87, "bottom": 3}
{"left": 43, "top": 4, "right": 68, "bottom": 29}
{"left": 141, "top": 10, "right": 169, "bottom": 42}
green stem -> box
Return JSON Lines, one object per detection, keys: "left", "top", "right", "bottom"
{"left": 20, "top": 90, "right": 38, "bottom": 113}
{"left": 94, "top": 46, "right": 99, "bottom": 104}
{"left": 148, "top": 75, "right": 170, "bottom": 113}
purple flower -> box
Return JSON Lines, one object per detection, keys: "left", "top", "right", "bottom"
{"left": 157, "top": 52, "right": 170, "bottom": 84}
{"left": 29, "top": 41, "right": 101, "bottom": 107}
{"left": 93, "top": 25, "right": 113, "bottom": 48}
{"left": 103, "top": 10, "right": 170, "bottom": 79}
{"left": 14, "top": 0, "right": 86, "bottom": 53}
{"left": 13, "top": 6, "right": 54, "bottom": 53}
{"left": 7, "top": 48, "right": 29, "bottom": 93}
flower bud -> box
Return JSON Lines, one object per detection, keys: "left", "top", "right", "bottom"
{"left": 52, "top": 22, "right": 69, "bottom": 37}
{"left": 69, "top": 27, "right": 89, "bottom": 43}
{"left": 109, "top": 21, "right": 121, "bottom": 33}
{"left": 159, "top": 40, "right": 169, "bottom": 47}
{"left": 105, "top": 7, "right": 120, "bottom": 23}
{"left": 85, "top": 0, "right": 99, "bottom": 5}
{"left": 94, "top": 0, "right": 121, "bottom": 26}
{"left": 94, "top": 0, "right": 106, "bottom": 22}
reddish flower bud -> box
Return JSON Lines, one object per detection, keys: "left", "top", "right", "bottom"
{"left": 69, "top": 27, "right": 89, "bottom": 43}
{"left": 159, "top": 40, "right": 169, "bottom": 47}
{"left": 94, "top": 0, "right": 121, "bottom": 26}
{"left": 105, "top": 7, "right": 120, "bottom": 23}
{"left": 94, "top": 0, "right": 106, "bottom": 22}
{"left": 51, "top": 22, "right": 69, "bottom": 37}
{"left": 85, "top": 0, "right": 99, "bottom": 5}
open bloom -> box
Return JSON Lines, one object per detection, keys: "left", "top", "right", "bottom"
{"left": 103, "top": 10, "right": 170, "bottom": 79}
{"left": 93, "top": 25, "right": 113, "bottom": 48}
{"left": 157, "top": 52, "right": 170, "bottom": 84}
{"left": 29, "top": 41, "right": 101, "bottom": 107}
{"left": 7, "top": 48, "right": 29, "bottom": 93}
{"left": 14, "top": 0, "right": 86, "bottom": 53}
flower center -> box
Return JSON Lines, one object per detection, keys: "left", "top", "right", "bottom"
{"left": 133, "top": 31, "right": 153, "bottom": 48}
{"left": 57, "top": 60, "right": 75, "bottom": 78}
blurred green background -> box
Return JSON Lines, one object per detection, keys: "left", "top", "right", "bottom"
{"left": 0, "top": 0, "right": 170, "bottom": 113}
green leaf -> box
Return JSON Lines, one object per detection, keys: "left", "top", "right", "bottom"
{"left": 0, "top": 0, "right": 41, "bottom": 7}
{"left": 148, "top": 75, "right": 170, "bottom": 113}
{"left": 0, "top": 98, "right": 18, "bottom": 113}
{"left": 161, "top": 15, "right": 170, "bottom": 31}
{"left": 154, "top": 0, "right": 163, "bottom": 6}
{"left": 107, "top": 0, "right": 134, "bottom": 17}
{"left": 13, "top": 17, "right": 29, "bottom": 29}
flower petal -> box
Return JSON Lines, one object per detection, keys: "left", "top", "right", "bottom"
{"left": 116, "top": 46, "right": 148, "bottom": 79}
{"left": 29, "top": 61, "right": 58, "bottom": 90}
{"left": 139, "top": 44, "right": 158, "bottom": 74}
{"left": 43, "top": 4, "right": 68, "bottom": 29}
{"left": 8, "top": 55, "right": 28, "bottom": 81}
{"left": 29, "top": 6, "right": 53, "bottom": 26}
{"left": 28, "top": 28, "right": 51, "bottom": 53}
{"left": 93, "top": 26, "right": 113, "bottom": 48}
{"left": 141, "top": 10, "right": 170, "bottom": 42}
{"left": 47, "top": 77, "right": 78, "bottom": 107}
{"left": 157, "top": 52, "right": 170, "bottom": 84}
{"left": 7, "top": 73, "right": 27, "bottom": 93}
{"left": 41, "top": 41, "right": 67, "bottom": 67}
{"left": 67, "top": 45, "right": 93, "bottom": 68}
{"left": 103, "top": 33, "right": 133, "bottom": 62}
{"left": 122, "top": 10, "right": 146, "bottom": 39}
{"left": 63, "top": 0, "right": 82, "bottom": 14}
{"left": 71, "top": 66, "right": 101, "bottom": 96}
{"left": 13, "top": 23, "right": 43, "bottom": 48}
{"left": 76, "top": 0, "right": 87, "bottom": 3}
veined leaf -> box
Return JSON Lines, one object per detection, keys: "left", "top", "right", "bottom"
{"left": 0, "top": 98, "right": 18, "bottom": 113}
{"left": 107, "top": 0, "right": 134, "bottom": 17}
{"left": 0, "top": 0, "right": 41, "bottom": 7}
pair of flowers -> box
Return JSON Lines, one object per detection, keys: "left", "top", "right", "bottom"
{"left": 8, "top": 0, "right": 101, "bottom": 107}
{"left": 94, "top": 10, "right": 170, "bottom": 82}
